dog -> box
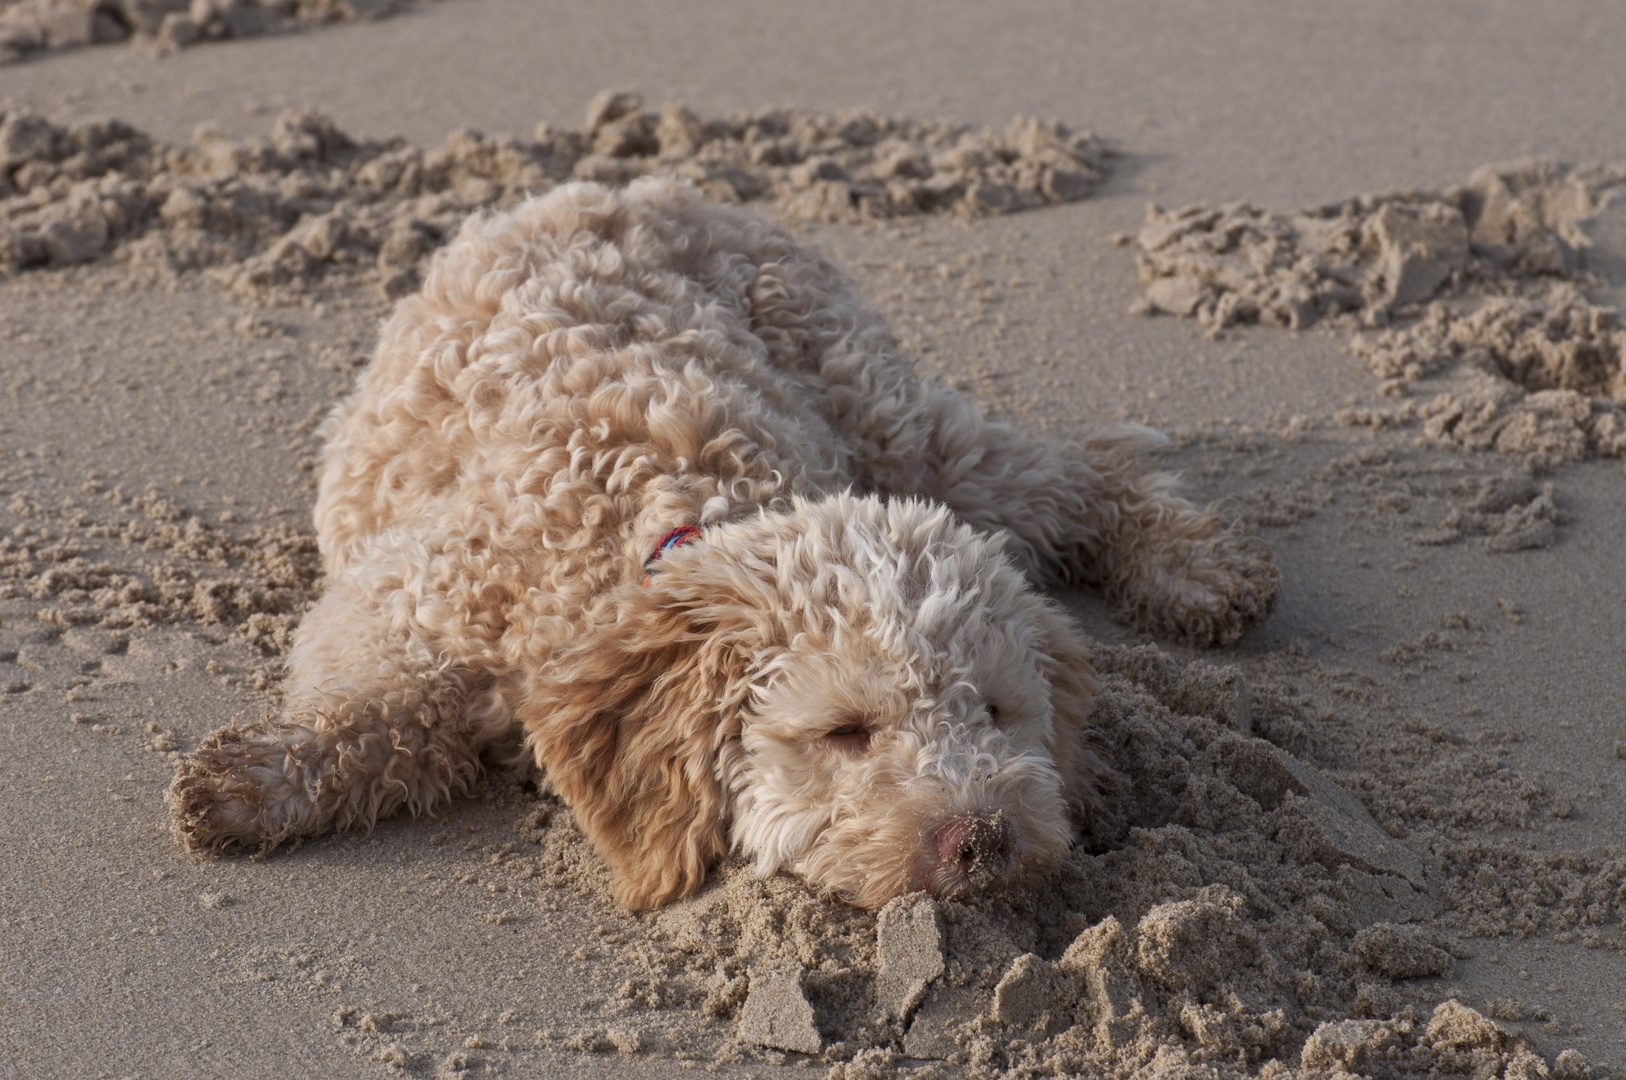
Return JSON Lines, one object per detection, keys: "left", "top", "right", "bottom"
{"left": 168, "top": 178, "right": 1278, "bottom": 910}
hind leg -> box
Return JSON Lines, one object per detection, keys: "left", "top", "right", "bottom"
{"left": 168, "top": 564, "right": 516, "bottom": 853}
{"left": 946, "top": 422, "right": 1278, "bottom": 646}
{"left": 856, "top": 381, "right": 1277, "bottom": 646}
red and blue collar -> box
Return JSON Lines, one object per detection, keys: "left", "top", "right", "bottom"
{"left": 643, "top": 525, "right": 703, "bottom": 585}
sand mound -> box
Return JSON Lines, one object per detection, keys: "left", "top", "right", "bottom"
{"left": 1130, "top": 160, "right": 1618, "bottom": 334}
{"left": 0, "top": 93, "right": 1109, "bottom": 299}
{"left": 1343, "top": 290, "right": 1626, "bottom": 465}
{"left": 499, "top": 643, "right": 1617, "bottom": 1078}
{"left": 0, "top": 0, "right": 404, "bottom": 63}
{"left": 1128, "top": 161, "right": 1626, "bottom": 463}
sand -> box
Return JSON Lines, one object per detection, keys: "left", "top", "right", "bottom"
{"left": 1, "top": 0, "right": 406, "bottom": 63}
{"left": 1128, "top": 162, "right": 1626, "bottom": 468}
{"left": 3, "top": 2, "right": 1626, "bottom": 1078}
{"left": 0, "top": 93, "right": 1106, "bottom": 309}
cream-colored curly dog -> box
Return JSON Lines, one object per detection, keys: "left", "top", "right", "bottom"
{"left": 169, "top": 178, "right": 1277, "bottom": 910}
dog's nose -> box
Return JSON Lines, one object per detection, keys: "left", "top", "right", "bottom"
{"left": 932, "top": 812, "right": 1012, "bottom": 885}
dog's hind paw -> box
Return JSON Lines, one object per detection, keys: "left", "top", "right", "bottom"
{"left": 1131, "top": 531, "right": 1280, "bottom": 647}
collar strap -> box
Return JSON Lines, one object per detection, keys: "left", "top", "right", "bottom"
{"left": 643, "top": 525, "right": 703, "bottom": 585}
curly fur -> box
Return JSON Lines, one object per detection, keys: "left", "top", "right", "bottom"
{"left": 168, "top": 178, "right": 1278, "bottom": 909}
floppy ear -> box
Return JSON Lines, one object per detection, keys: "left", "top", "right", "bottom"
{"left": 522, "top": 580, "right": 761, "bottom": 910}
{"left": 1034, "top": 601, "right": 1121, "bottom": 846}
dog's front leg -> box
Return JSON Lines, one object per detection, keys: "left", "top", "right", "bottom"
{"left": 167, "top": 560, "right": 511, "bottom": 853}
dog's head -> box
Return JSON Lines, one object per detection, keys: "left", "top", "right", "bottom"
{"left": 526, "top": 493, "right": 1108, "bottom": 910}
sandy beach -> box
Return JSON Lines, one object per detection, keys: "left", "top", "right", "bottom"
{"left": 3, "top": 3, "right": 1625, "bottom": 1077}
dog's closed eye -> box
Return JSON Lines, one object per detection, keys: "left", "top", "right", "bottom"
{"left": 823, "top": 722, "right": 872, "bottom": 753}
{"left": 987, "top": 702, "right": 1002, "bottom": 724}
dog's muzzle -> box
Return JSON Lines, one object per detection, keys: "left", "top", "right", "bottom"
{"left": 924, "top": 810, "right": 1014, "bottom": 896}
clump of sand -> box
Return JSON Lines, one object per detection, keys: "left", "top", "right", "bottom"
{"left": 566, "top": 90, "right": 1108, "bottom": 222}
{"left": 502, "top": 642, "right": 1617, "bottom": 1078}
{"left": 1128, "top": 161, "right": 1626, "bottom": 463}
{"left": 1130, "top": 161, "right": 1618, "bottom": 334}
{"left": 1343, "top": 290, "right": 1626, "bottom": 465}
{"left": 0, "top": 0, "right": 403, "bottom": 63}
{"left": 0, "top": 93, "right": 1109, "bottom": 299}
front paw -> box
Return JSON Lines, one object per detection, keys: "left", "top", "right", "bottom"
{"left": 1131, "top": 531, "right": 1280, "bottom": 647}
{"left": 167, "top": 726, "right": 301, "bottom": 854}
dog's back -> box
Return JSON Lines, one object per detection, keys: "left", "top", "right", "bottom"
{"left": 311, "top": 179, "right": 909, "bottom": 599}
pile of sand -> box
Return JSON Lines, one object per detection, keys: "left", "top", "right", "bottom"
{"left": 0, "top": 93, "right": 1109, "bottom": 299}
{"left": 1130, "top": 161, "right": 1617, "bottom": 333}
{"left": 0, "top": 0, "right": 402, "bottom": 63}
{"left": 1343, "top": 290, "right": 1626, "bottom": 464}
{"left": 1128, "top": 161, "right": 1626, "bottom": 463}
{"left": 494, "top": 643, "right": 1619, "bottom": 1078}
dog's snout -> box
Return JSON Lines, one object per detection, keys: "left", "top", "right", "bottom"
{"left": 931, "top": 812, "right": 1012, "bottom": 886}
